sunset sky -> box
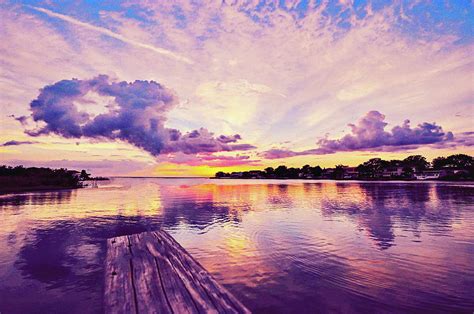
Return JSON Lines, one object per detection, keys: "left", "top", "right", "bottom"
{"left": 1, "top": 0, "right": 473, "bottom": 176}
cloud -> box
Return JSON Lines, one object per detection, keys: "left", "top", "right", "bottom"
{"left": 20, "top": 75, "right": 255, "bottom": 157}
{"left": 317, "top": 111, "right": 454, "bottom": 152}
{"left": 262, "top": 111, "right": 456, "bottom": 159}
{"left": 217, "top": 134, "right": 242, "bottom": 143}
{"left": 260, "top": 148, "right": 327, "bottom": 159}
{"left": 27, "top": 6, "right": 193, "bottom": 64}
{"left": 261, "top": 149, "right": 303, "bottom": 159}
{"left": 1, "top": 140, "right": 38, "bottom": 147}
{"left": 157, "top": 152, "right": 261, "bottom": 167}
{"left": 1, "top": 1, "right": 472, "bottom": 172}
{"left": 160, "top": 128, "right": 256, "bottom": 154}
{"left": 433, "top": 131, "right": 474, "bottom": 149}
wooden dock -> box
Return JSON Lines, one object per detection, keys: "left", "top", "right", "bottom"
{"left": 104, "top": 230, "right": 251, "bottom": 314}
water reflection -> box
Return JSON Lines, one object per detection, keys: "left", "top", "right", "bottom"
{"left": 0, "top": 179, "right": 473, "bottom": 313}
{"left": 0, "top": 190, "right": 73, "bottom": 207}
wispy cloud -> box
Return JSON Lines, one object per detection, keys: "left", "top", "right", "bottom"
{"left": 157, "top": 152, "right": 261, "bottom": 167}
{"left": 1, "top": 1, "right": 472, "bottom": 174}
{"left": 1, "top": 140, "right": 38, "bottom": 147}
{"left": 27, "top": 6, "right": 193, "bottom": 64}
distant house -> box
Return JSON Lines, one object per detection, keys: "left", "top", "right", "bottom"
{"left": 322, "top": 168, "right": 335, "bottom": 179}
{"left": 300, "top": 173, "right": 315, "bottom": 179}
{"left": 382, "top": 167, "right": 404, "bottom": 178}
{"left": 447, "top": 168, "right": 469, "bottom": 175}
{"left": 414, "top": 169, "right": 442, "bottom": 180}
{"left": 248, "top": 170, "right": 265, "bottom": 179}
{"left": 343, "top": 166, "right": 359, "bottom": 179}
{"left": 230, "top": 172, "right": 244, "bottom": 178}
{"left": 437, "top": 168, "right": 469, "bottom": 178}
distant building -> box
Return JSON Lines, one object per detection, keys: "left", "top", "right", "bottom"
{"left": 449, "top": 168, "right": 469, "bottom": 175}
{"left": 248, "top": 170, "right": 265, "bottom": 179}
{"left": 414, "top": 169, "right": 442, "bottom": 180}
{"left": 321, "top": 168, "right": 334, "bottom": 179}
{"left": 382, "top": 167, "right": 404, "bottom": 178}
{"left": 342, "top": 166, "right": 358, "bottom": 179}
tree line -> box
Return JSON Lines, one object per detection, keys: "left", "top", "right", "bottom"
{"left": 214, "top": 154, "right": 474, "bottom": 180}
{"left": 0, "top": 165, "right": 107, "bottom": 192}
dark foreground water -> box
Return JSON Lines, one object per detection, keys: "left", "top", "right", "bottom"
{"left": 0, "top": 178, "right": 473, "bottom": 313}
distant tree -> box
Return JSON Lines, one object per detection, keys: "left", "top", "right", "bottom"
{"left": 80, "top": 169, "right": 91, "bottom": 180}
{"left": 215, "top": 171, "right": 226, "bottom": 178}
{"left": 287, "top": 167, "right": 300, "bottom": 178}
{"left": 357, "top": 158, "right": 388, "bottom": 178}
{"left": 388, "top": 159, "right": 403, "bottom": 167}
{"left": 275, "top": 165, "right": 288, "bottom": 178}
{"left": 402, "top": 166, "right": 414, "bottom": 178}
{"left": 0, "top": 165, "right": 82, "bottom": 190}
{"left": 264, "top": 167, "right": 275, "bottom": 177}
{"left": 432, "top": 157, "right": 447, "bottom": 169}
{"left": 311, "top": 165, "right": 323, "bottom": 177}
{"left": 334, "top": 165, "right": 345, "bottom": 179}
{"left": 403, "top": 155, "right": 428, "bottom": 171}
{"left": 445, "top": 154, "right": 473, "bottom": 169}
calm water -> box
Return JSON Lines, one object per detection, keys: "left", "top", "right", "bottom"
{"left": 0, "top": 178, "right": 473, "bottom": 313}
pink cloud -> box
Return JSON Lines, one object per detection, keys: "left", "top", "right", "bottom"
{"left": 1, "top": 2, "right": 472, "bottom": 171}
{"left": 20, "top": 75, "right": 256, "bottom": 156}
{"left": 157, "top": 152, "right": 261, "bottom": 167}
{"left": 262, "top": 111, "right": 458, "bottom": 159}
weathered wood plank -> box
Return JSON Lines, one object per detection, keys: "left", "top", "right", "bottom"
{"left": 148, "top": 233, "right": 221, "bottom": 313}
{"left": 128, "top": 233, "right": 173, "bottom": 314}
{"left": 105, "top": 230, "right": 251, "bottom": 314}
{"left": 153, "top": 231, "right": 250, "bottom": 314}
{"left": 104, "top": 236, "right": 137, "bottom": 314}
{"left": 141, "top": 232, "right": 200, "bottom": 314}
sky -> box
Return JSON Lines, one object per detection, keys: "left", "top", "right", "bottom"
{"left": 0, "top": 0, "right": 473, "bottom": 177}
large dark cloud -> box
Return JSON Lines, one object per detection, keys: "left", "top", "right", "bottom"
{"left": 263, "top": 111, "right": 456, "bottom": 159}
{"left": 20, "top": 75, "right": 255, "bottom": 156}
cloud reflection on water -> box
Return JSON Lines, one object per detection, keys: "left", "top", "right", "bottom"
{"left": 0, "top": 179, "right": 473, "bottom": 313}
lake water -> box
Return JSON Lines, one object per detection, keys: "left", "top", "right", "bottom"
{"left": 0, "top": 178, "right": 473, "bottom": 313}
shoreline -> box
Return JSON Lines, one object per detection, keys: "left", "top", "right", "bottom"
{"left": 0, "top": 185, "right": 82, "bottom": 195}
{"left": 2, "top": 178, "right": 472, "bottom": 195}
{"left": 210, "top": 177, "right": 474, "bottom": 182}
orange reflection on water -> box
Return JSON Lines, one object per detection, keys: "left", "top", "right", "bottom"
{"left": 0, "top": 178, "right": 473, "bottom": 313}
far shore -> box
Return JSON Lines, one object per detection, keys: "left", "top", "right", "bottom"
{"left": 0, "top": 165, "right": 109, "bottom": 195}
{"left": 0, "top": 179, "right": 111, "bottom": 195}
{"left": 210, "top": 177, "right": 474, "bottom": 182}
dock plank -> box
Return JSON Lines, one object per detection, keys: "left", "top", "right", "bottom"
{"left": 128, "top": 234, "right": 173, "bottom": 314}
{"left": 154, "top": 231, "right": 249, "bottom": 313}
{"left": 104, "top": 236, "right": 137, "bottom": 314}
{"left": 105, "top": 230, "right": 251, "bottom": 314}
{"left": 141, "top": 232, "right": 200, "bottom": 314}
